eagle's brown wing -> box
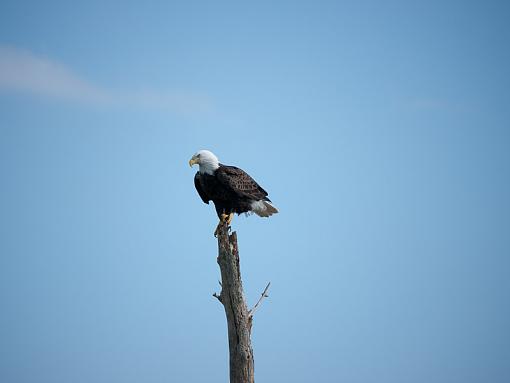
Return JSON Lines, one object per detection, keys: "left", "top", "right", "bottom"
{"left": 216, "top": 165, "right": 269, "bottom": 201}
{"left": 194, "top": 172, "right": 210, "bottom": 204}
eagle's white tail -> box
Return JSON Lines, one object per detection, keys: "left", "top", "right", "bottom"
{"left": 250, "top": 200, "right": 279, "bottom": 217}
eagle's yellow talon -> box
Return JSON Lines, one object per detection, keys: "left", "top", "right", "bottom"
{"left": 214, "top": 213, "right": 230, "bottom": 237}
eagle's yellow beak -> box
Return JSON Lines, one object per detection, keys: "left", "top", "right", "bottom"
{"left": 189, "top": 157, "right": 199, "bottom": 167}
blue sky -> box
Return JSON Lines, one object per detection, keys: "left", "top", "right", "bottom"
{"left": 1, "top": 1, "right": 509, "bottom": 382}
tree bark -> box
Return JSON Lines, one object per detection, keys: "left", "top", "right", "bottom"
{"left": 215, "top": 222, "right": 255, "bottom": 383}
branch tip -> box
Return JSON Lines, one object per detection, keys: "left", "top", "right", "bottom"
{"left": 213, "top": 292, "right": 222, "bottom": 303}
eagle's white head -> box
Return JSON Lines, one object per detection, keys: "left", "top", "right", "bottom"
{"left": 189, "top": 150, "right": 220, "bottom": 175}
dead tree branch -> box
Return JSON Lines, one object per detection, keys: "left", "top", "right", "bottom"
{"left": 249, "top": 282, "right": 271, "bottom": 317}
{"left": 212, "top": 292, "right": 222, "bottom": 303}
{"left": 215, "top": 221, "right": 255, "bottom": 383}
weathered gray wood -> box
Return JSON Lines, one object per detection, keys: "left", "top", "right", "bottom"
{"left": 216, "top": 222, "right": 255, "bottom": 383}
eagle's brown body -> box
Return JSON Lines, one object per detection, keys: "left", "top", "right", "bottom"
{"left": 194, "top": 164, "right": 276, "bottom": 218}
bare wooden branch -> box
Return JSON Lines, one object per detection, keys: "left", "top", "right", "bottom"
{"left": 249, "top": 282, "right": 271, "bottom": 317}
{"left": 212, "top": 292, "right": 222, "bottom": 303}
{"left": 215, "top": 221, "right": 255, "bottom": 383}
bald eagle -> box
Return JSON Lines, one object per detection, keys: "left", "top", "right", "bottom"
{"left": 189, "top": 150, "right": 278, "bottom": 234}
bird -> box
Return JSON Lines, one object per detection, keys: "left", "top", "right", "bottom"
{"left": 189, "top": 150, "right": 278, "bottom": 235}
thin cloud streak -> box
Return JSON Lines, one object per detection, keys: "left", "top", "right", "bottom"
{"left": 0, "top": 45, "right": 212, "bottom": 114}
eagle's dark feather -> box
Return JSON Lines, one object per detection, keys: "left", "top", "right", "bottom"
{"left": 194, "top": 173, "right": 210, "bottom": 204}
{"left": 216, "top": 165, "right": 269, "bottom": 201}
{"left": 194, "top": 164, "right": 272, "bottom": 218}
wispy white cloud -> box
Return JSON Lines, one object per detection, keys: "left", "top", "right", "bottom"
{"left": 0, "top": 45, "right": 212, "bottom": 114}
